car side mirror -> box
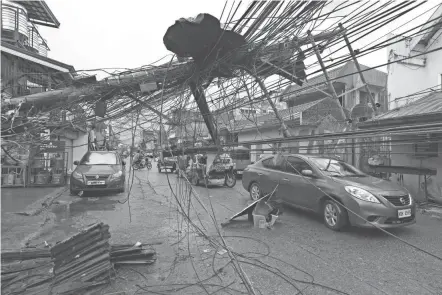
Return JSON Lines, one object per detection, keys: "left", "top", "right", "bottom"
{"left": 301, "top": 169, "right": 314, "bottom": 177}
{"left": 73, "top": 161, "right": 79, "bottom": 165}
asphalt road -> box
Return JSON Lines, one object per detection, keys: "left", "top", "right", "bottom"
{"left": 5, "top": 166, "right": 441, "bottom": 295}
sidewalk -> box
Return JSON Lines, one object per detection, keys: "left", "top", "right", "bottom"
{"left": 1, "top": 187, "right": 62, "bottom": 213}
{"left": 419, "top": 202, "right": 442, "bottom": 220}
{"left": 1, "top": 186, "right": 68, "bottom": 249}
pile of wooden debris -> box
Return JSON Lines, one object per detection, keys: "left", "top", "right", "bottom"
{"left": 1, "top": 222, "right": 158, "bottom": 295}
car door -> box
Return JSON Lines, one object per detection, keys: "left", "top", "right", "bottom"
{"left": 279, "top": 156, "right": 323, "bottom": 210}
{"left": 258, "top": 157, "right": 285, "bottom": 197}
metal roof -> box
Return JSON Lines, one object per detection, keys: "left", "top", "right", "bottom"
{"left": 220, "top": 98, "right": 326, "bottom": 132}
{"left": 373, "top": 91, "right": 442, "bottom": 120}
{"left": 281, "top": 61, "right": 387, "bottom": 100}
{"left": 12, "top": 1, "right": 60, "bottom": 28}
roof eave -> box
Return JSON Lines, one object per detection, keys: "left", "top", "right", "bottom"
{"left": 358, "top": 112, "right": 442, "bottom": 129}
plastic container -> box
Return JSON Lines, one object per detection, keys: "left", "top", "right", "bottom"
{"left": 253, "top": 214, "right": 266, "bottom": 228}
{"left": 15, "top": 177, "right": 23, "bottom": 185}
{"left": 6, "top": 174, "right": 15, "bottom": 185}
{"left": 51, "top": 173, "right": 64, "bottom": 184}
{"left": 35, "top": 173, "right": 49, "bottom": 184}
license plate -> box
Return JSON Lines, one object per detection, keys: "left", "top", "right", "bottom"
{"left": 398, "top": 209, "right": 411, "bottom": 218}
{"left": 237, "top": 171, "right": 243, "bottom": 175}
{"left": 87, "top": 180, "right": 105, "bottom": 185}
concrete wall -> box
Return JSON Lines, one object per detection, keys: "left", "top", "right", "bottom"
{"left": 387, "top": 29, "right": 442, "bottom": 109}
{"left": 238, "top": 125, "right": 316, "bottom": 162}
{"left": 72, "top": 132, "right": 88, "bottom": 170}
{"left": 390, "top": 135, "right": 442, "bottom": 202}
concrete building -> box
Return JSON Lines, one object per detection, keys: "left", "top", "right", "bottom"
{"left": 219, "top": 97, "right": 348, "bottom": 163}
{"left": 360, "top": 6, "right": 442, "bottom": 203}
{"left": 281, "top": 61, "right": 388, "bottom": 121}
{"left": 386, "top": 4, "right": 442, "bottom": 109}
{"left": 1, "top": 0, "right": 86, "bottom": 186}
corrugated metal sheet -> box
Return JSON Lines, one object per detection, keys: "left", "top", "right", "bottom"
{"left": 374, "top": 91, "right": 442, "bottom": 120}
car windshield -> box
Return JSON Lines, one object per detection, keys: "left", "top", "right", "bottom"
{"left": 309, "top": 157, "right": 366, "bottom": 177}
{"left": 80, "top": 152, "right": 118, "bottom": 165}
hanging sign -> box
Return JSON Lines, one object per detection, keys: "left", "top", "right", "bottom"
{"left": 36, "top": 141, "right": 65, "bottom": 153}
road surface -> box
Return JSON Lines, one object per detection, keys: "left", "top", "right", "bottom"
{"left": 2, "top": 166, "right": 442, "bottom": 295}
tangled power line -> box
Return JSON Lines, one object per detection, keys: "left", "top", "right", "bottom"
{"left": 2, "top": 1, "right": 442, "bottom": 294}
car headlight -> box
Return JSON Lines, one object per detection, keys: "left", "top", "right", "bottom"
{"left": 408, "top": 193, "right": 413, "bottom": 204}
{"left": 111, "top": 171, "right": 123, "bottom": 178}
{"left": 72, "top": 171, "right": 83, "bottom": 180}
{"left": 345, "top": 186, "right": 380, "bottom": 203}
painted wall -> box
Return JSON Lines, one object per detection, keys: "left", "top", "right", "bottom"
{"left": 386, "top": 28, "right": 442, "bottom": 109}
{"left": 389, "top": 135, "right": 442, "bottom": 202}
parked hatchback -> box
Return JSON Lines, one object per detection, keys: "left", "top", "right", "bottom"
{"left": 70, "top": 151, "right": 126, "bottom": 195}
{"left": 242, "top": 154, "right": 416, "bottom": 231}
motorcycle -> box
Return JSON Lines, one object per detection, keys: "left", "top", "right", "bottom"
{"left": 133, "top": 158, "right": 146, "bottom": 170}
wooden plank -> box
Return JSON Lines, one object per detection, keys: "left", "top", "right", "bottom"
{"left": 370, "top": 165, "right": 437, "bottom": 176}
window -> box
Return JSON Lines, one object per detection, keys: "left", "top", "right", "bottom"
{"left": 309, "top": 157, "right": 365, "bottom": 177}
{"left": 262, "top": 157, "right": 275, "bottom": 169}
{"left": 285, "top": 156, "right": 312, "bottom": 175}
{"left": 80, "top": 152, "right": 118, "bottom": 165}
{"left": 261, "top": 157, "right": 284, "bottom": 171}
{"left": 338, "top": 96, "right": 344, "bottom": 107}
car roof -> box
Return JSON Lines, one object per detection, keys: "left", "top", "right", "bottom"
{"left": 259, "top": 153, "right": 340, "bottom": 161}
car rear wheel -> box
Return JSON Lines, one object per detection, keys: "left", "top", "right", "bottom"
{"left": 224, "top": 172, "right": 236, "bottom": 188}
{"left": 70, "top": 188, "right": 79, "bottom": 196}
{"left": 190, "top": 174, "right": 199, "bottom": 186}
{"left": 323, "top": 199, "right": 348, "bottom": 231}
{"left": 249, "top": 183, "right": 261, "bottom": 201}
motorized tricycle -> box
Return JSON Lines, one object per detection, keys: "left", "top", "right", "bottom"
{"left": 187, "top": 153, "right": 236, "bottom": 188}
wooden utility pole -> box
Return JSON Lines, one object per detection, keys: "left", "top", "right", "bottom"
{"left": 307, "top": 30, "right": 348, "bottom": 121}
{"left": 339, "top": 23, "right": 378, "bottom": 116}
{"left": 242, "top": 68, "right": 292, "bottom": 138}
{"left": 189, "top": 81, "right": 219, "bottom": 145}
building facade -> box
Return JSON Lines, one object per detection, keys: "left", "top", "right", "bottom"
{"left": 1, "top": 0, "right": 84, "bottom": 187}
{"left": 281, "top": 61, "right": 388, "bottom": 121}
{"left": 386, "top": 4, "right": 442, "bottom": 108}
{"left": 360, "top": 7, "right": 442, "bottom": 203}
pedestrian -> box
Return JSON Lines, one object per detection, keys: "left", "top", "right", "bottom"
{"left": 88, "top": 124, "right": 97, "bottom": 151}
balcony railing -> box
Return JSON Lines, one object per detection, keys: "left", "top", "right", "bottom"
{"left": 1, "top": 0, "right": 50, "bottom": 57}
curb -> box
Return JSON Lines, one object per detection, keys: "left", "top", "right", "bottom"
{"left": 419, "top": 207, "right": 442, "bottom": 220}
{"left": 14, "top": 186, "right": 68, "bottom": 217}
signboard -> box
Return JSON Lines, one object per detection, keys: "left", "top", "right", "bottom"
{"left": 36, "top": 141, "right": 65, "bottom": 153}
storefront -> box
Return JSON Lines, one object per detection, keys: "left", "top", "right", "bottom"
{"left": 27, "top": 141, "right": 68, "bottom": 187}
{"left": 1, "top": 146, "right": 28, "bottom": 188}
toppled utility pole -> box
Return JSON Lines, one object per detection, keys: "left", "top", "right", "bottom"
{"left": 307, "top": 30, "right": 348, "bottom": 122}
{"left": 242, "top": 67, "right": 292, "bottom": 138}
{"left": 189, "top": 81, "right": 219, "bottom": 145}
{"left": 339, "top": 23, "right": 378, "bottom": 116}
{"left": 125, "top": 92, "right": 172, "bottom": 122}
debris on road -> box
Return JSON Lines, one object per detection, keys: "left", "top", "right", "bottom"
{"left": 111, "top": 243, "right": 156, "bottom": 265}
{"left": 1, "top": 224, "right": 158, "bottom": 294}
{"left": 50, "top": 222, "right": 112, "bottom": 294}
{"left": 221, "top": 194, "right": 282, "bottom": 228}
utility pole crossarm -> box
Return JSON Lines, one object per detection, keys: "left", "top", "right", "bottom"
{"left": 339, "top": 23, "right": 378, "bottom": 116}
{"left": 307, "top": 30, "right": 348, "bottom": 122}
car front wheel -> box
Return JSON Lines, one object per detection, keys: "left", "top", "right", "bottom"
{"left": 323, "top": 199, "right": 348, "bottom": 231}
{"left": 249, "top": 183, "right": 261, "bottom": 201}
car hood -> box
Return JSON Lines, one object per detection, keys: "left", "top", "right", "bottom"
{"left": 331, "top": 175, "right": 407, "bottom": 194}
{"left": 75, "top": 165, "right": 121, "bottom": 175}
